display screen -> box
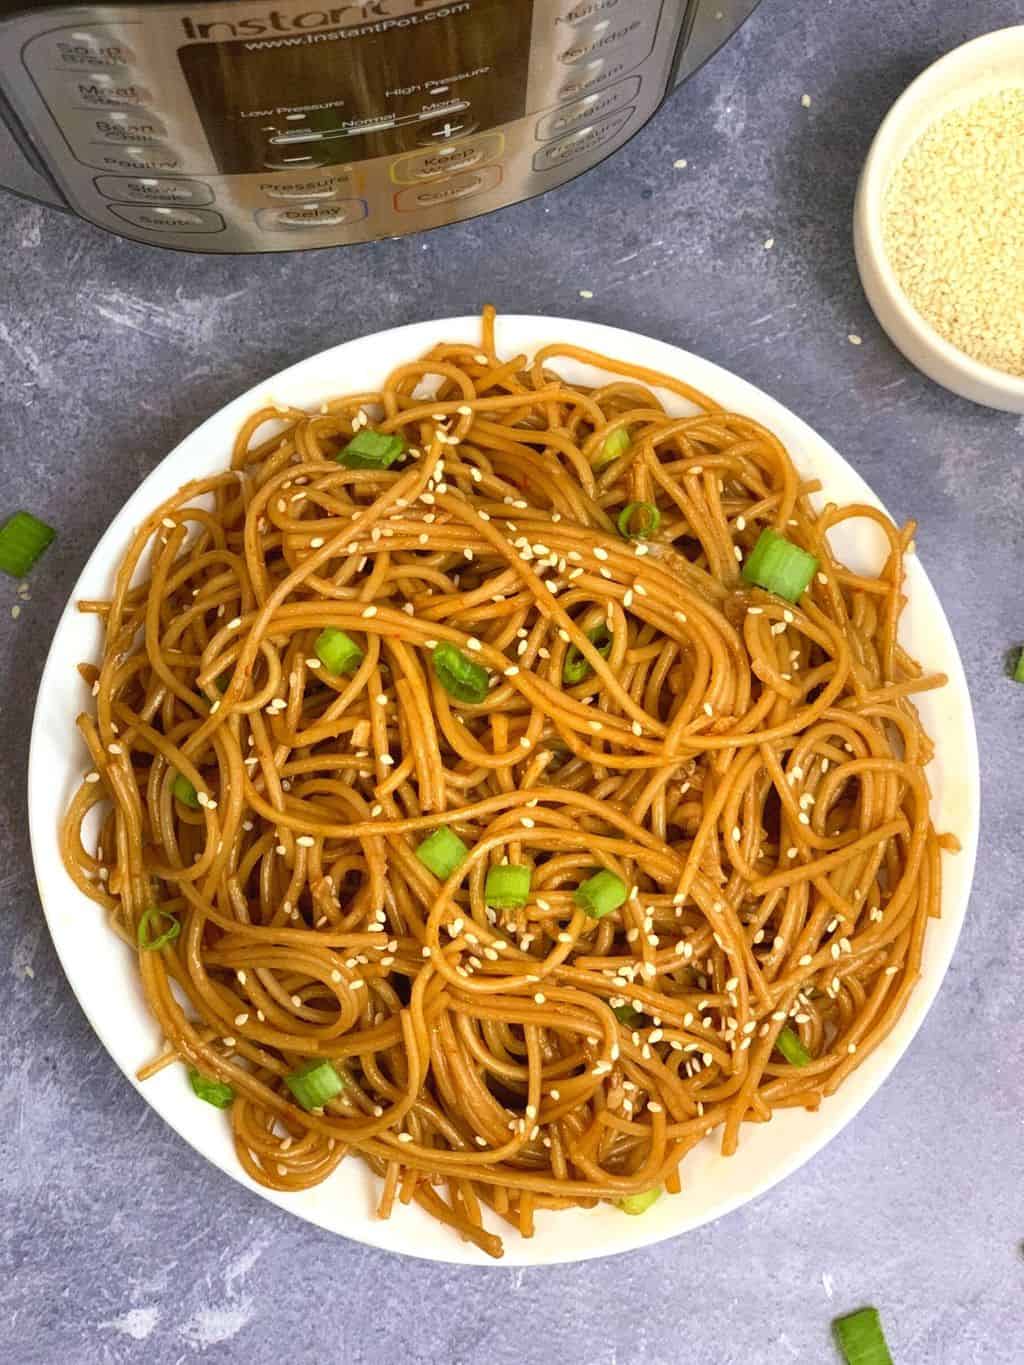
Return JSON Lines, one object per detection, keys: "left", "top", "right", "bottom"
{"left": 179, "top": 0, "right": 533, "bottom": 174}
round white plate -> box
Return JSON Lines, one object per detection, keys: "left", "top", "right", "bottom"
{"left": 28, "top": 316, "right": 979, "bottom": 1266}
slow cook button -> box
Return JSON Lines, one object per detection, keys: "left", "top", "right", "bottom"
{"left": 393, "top": 163, "right": 502, "bottom": 212}
{"left": 89, "top": 111, "right": 167, "bottom": 144}
{"left": 532, "top": 106, "right": 634, "bottom": 173}
{"left": 94, "top": 175, "right": 214, "bottom": 205}
{"left": 390, "top": 132, "right": 504, "bottom": 185}
{"left": 107, "top": 204, "right": 224, "bottom": 234}
{"left": 255, "top": 201, "right": 368, "bottom": 230}
{"left": 536, "top": 75, "right": 640, "bottom": 142}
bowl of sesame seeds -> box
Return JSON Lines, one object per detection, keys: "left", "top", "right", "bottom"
{"left": 854, "top": 26, "right": 1024, "bottom": 412}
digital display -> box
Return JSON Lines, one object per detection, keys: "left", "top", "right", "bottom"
{"left": 179, "top": 0, "right": 533, "bottom": 175}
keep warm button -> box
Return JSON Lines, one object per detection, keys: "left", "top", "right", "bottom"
{"left": 255, "top": 201, "right": 368, "bottom": 230}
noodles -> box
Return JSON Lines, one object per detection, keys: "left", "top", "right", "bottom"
{"left": 61, "top": 310, "right": 952, "bottom": 1259}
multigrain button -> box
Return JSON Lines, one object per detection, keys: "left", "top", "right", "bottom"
{"left": 89, "top": 111, "right": 167, "bottom": 144}
{"left": 532, "top": 107, "right": 634, "bottom": 173}
{"left": 536, "top": 77, "right": 640, "bottom": 142}
{"left": 107, "top": 204, "right": 224, "bottom": 234}
{"left": 390, "top": 133, "right": 504, "bottom": 185}
{"left": 94, "top": 175, "right": 213, "bottom": 206}
{"left": 255, "top": 201, "right": 368, "bottom": 230}
{"left": 394, "top": 163, "right": 501, "bottom": 212}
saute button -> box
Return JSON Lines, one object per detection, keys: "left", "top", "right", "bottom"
{"left": 95, "top": 175, "right": 214, "bottom": 206}
{"left": 255, "top": 201, "right": 368, "bottom": 230}
{"left": 107, "top": 205, "right": 225, "bottom": 233}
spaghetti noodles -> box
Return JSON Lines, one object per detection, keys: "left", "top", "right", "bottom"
{"left": 61, "top": 310, "right": 952, "bottom": 1258}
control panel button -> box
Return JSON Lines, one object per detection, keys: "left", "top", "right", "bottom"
{"left": 390, "top": 133, "right": 504, "bottom": 186}
{"left": 537, "top": 76, "right": 640, "bottom": 142}
{"left": 259, "top": 172, "right": 356, "bottom": 202}
{"left": 88, "top": 111, "right": 167, "bottom": 145}
{"left": 94, "top": 175, "right": 213, "bottom": 206}
{"left": 65, "top": 74, "right": 152, "bottom": 109}
{"left": 394, "top": 164, "right": 502, "bottom": 213}
{"left": 532, "top": 106, "right": 634, "bottom": 173}
{"left": 255, "top": 201, "right": 368, "bottom": 231}
{"left": 107, "top": 204, "right": 225, "bottom": 234}
{"left": 559, "top": 14, "right": 652, "bottom": 66}
{"left": 416, "top": 115, "right": 480, "bottom": 148}
{"left": 561, "top": 0, "right": 632, "bottom": 22}
{"left": 262, "top": 145, "right": 338, "bottom": 173}
{"left": 47, "top": 31, "right": 135, "bottom": 69}
{"left": 92, "top": 146, "right": 184, "bottom": 172}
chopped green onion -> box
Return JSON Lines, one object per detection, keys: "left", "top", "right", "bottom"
{"left": 562, "top": 624, "right": 613, "bottom": 685}
{"left": 337, "top": 429, "right": 406, "bottom": 470}
{"left": 575, "top": 869, "right": 627, "bottom": 919}
{"left": 613, "top": 1004, "right": 642, "bottom": 1026}
{"left": 617, "top": 501, "right": 661, "bottom": 541}
{"left": 741, "top": 528, "right": 818, "bottom": 602}
{"left": 1010, "top": 647, "right": 1024, "bottom": 683}
{"left": 172, "top": 772, "right": 200, "bottom": 809}
{"left": 432, "top": 641, "right": 490, "bottom": 704}
{"left": 0, "top": 510, "right": 55, "bottom": 578}
{"left": 315, "top": 626, "right": 363, "bottom": 675}
{"left": 285, "top": 1058, "right": 344, "bottom": 1110}
{"left": 484, "top": 864, "right": 531, "bottom": 908}
{"left": 833, "top": 1308, "right": 894, "bottom": 1365}
{"left": 416, "top": 825, "right": 469, "bottom": 879}
{"left": 775, "top": 1025, "right": 812, "bottom": 1067}
{"left": 137, "top": 905, "right": 180, "bottom": 951}
{"left": 188, "top": 1068, "right": 234, "bottom": 1109}
{"left": 594, "top": 427, "right": 631, "bottom": 468}
{"left": 618, "top": 1187, "right": 661, "bottom": 1215}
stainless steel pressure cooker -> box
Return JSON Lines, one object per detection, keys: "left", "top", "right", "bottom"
{"left": 0, "top": 0, "right": 761, "bottom": 252}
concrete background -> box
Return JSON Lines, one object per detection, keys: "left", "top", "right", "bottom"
{"left": 1, "top": 0, "right": 1021, "bottom": 1360}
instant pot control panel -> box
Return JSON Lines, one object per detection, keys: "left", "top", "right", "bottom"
{"left": 0, "top": 0, "right": 703, "bottom": 252}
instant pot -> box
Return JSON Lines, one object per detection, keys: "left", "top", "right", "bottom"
{"left": 0, "top": 0, "right": 760, "bottom": 252}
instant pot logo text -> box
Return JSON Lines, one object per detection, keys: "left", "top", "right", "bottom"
{"left": 180, "top": 0, "right": 466, "bottom": 41}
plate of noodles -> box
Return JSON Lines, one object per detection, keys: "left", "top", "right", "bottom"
{"left": 29, "top": 312, "right": 978, "bottom": 1264}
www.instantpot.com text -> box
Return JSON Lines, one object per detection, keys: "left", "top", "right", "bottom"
{"left": 180, "top": 1, "right": 470, "bottom": 43}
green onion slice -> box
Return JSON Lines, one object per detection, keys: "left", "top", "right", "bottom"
{"left": 416, "top": 825, "right": 469, "bottom": 879}
{"left": 574, "top": 869, "right": 627, "bottom": 919}
{"left": 484, "top": 864, "right": 531, "bottom": 908}
{"left": 285, "top": 1058, "right": 344, "bottom": 1111}
{"left": 0, "top": 510, "right": 56, "bottom": 578}
{"left": 617, "top": 501, "right": 661, "bottom": 541}
{"left": 618, "top": 1187, "right": 661, "bottom": 1215}
{"left": 613, "top": 1004, "right": 642, "bottom": 1026}
{"left": 594, "top": 427, "right": 630, "bottom": 468}
{"left": 137, "top": 906, "right": 181, "bottom": 951}
{"left": 1012, "top": 647, "right": 1024, "bottom": 683}
{"left": 172, "top": 772, "right": 200, "bottom": 809}
{"left": 315, "top": 626, "right": 364, "bottom": 675}
{"left": 775, "top": 1025, "right": 812, "bottom": 1067}
{"left": 432, "top": 641, "right": 490, "bottom": 704}
{"left": 562, "top": 624, "right": 613, "bottom": 686}
{"left": 741, "top": 528, "right": 819, "bottom": 602}
{"left": 188, "top": 1068, "right": 234, "bottom": 1109}
{"left": 337, "top": 429, "right": 406, "bottom": 470}
{"left": 833, "top": 1308, "right": 894, "bottom": 1365}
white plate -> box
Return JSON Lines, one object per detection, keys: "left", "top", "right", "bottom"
{"left": 28, "top": 316, "right": 979, "bottom": 1266}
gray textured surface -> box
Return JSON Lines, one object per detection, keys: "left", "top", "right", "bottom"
{"left": 1, "top": 1, "right": 1022, "bottom": 1361}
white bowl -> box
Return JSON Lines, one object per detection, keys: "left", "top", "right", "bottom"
{"left": 28, "top": 316, "right": 980, "bottom": 1265}
{"left": 854, "top": 26, "right": 1024, "bottom": 413}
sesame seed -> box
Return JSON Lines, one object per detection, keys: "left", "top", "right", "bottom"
{"left": 234, "top": 1013, "right": 248, "bottom": 1026}
{"left": 593, "top": 546, "right": 609, "bottom": 561}
{"left": 361, "top": 605, "right": 378, "bottom": 618}
{"left": 296, "top": 835, "right": 315, "bottom": 848}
